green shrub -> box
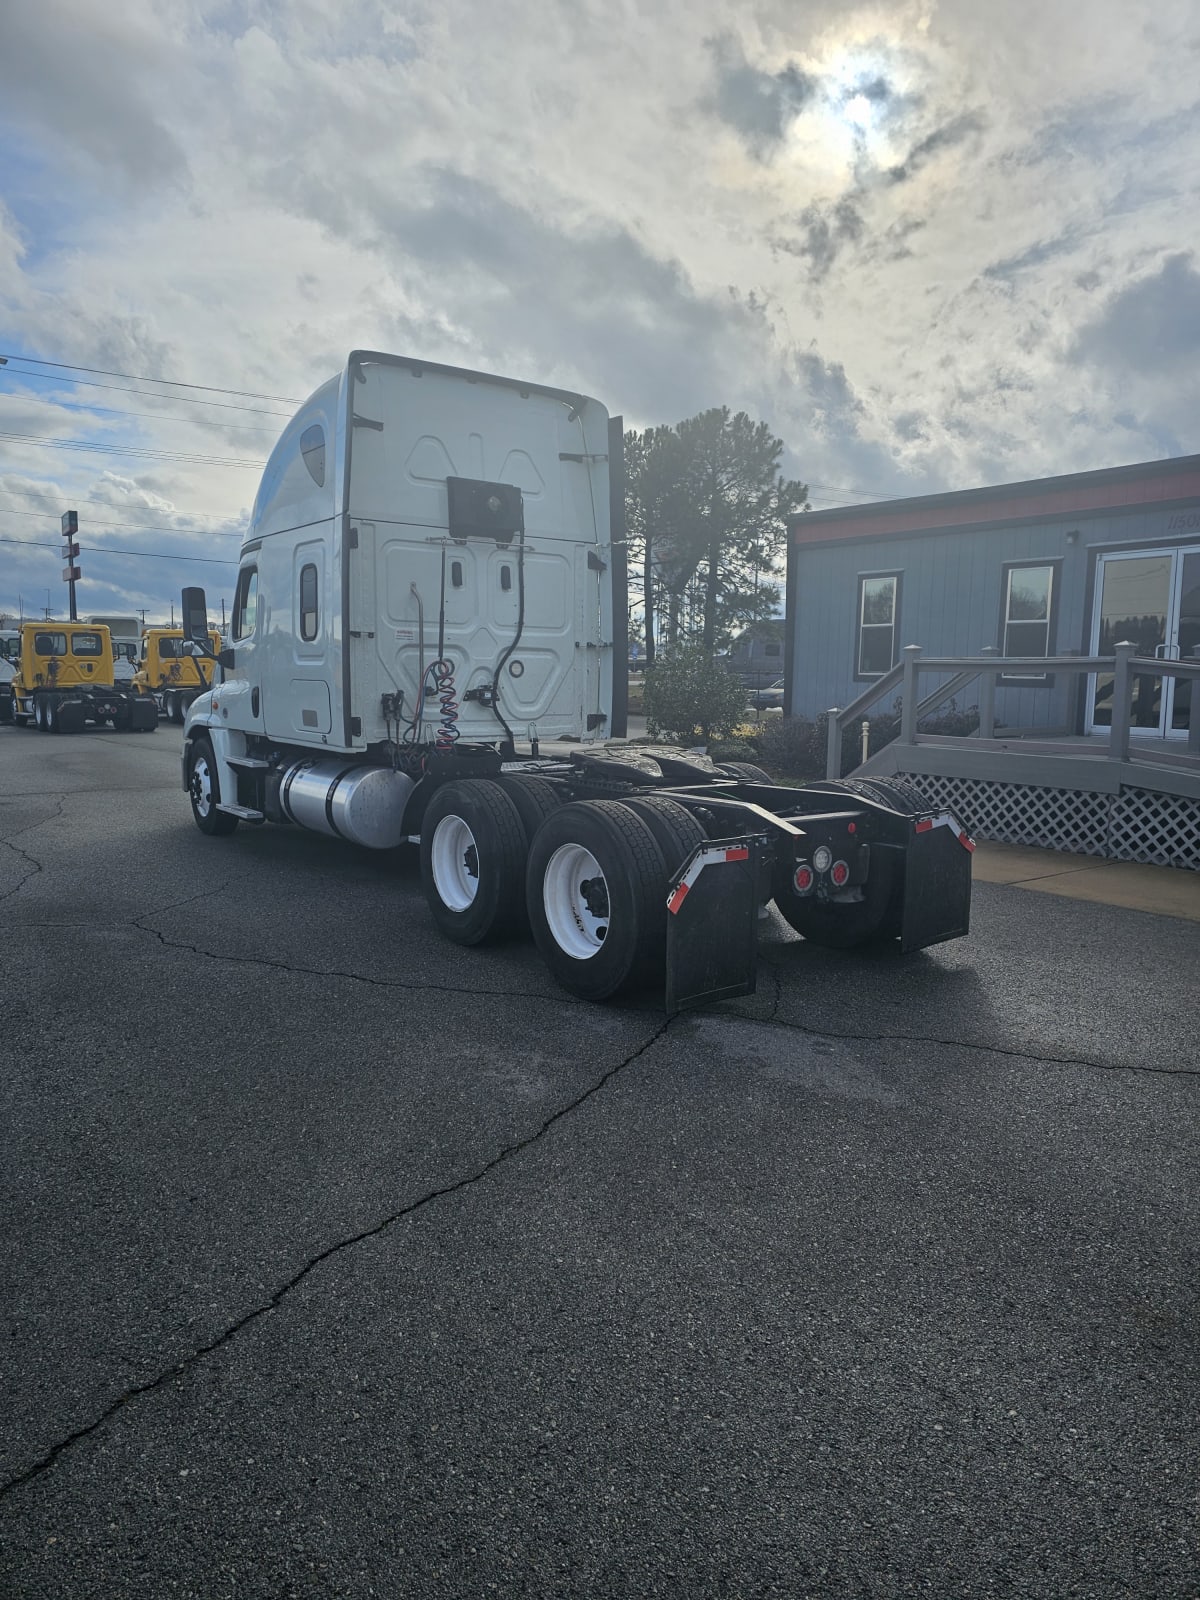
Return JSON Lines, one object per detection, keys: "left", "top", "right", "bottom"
{"left": 707, "top": 738, "right": 760, "bottom": 763}
{"left": 755, "top": 703, "right": 980, "bottom": 779}
{"left": 641, "top": 648, "right": 748, "bottom": 742}
{"left": 757, "top": 715, "right": 822, "bottom": 777}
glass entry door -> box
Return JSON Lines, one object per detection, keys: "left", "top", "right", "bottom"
{"left": 1088, "top": 547, "right": 1200, "bottom": 737}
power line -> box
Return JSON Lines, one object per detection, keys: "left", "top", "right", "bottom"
{"left": 0, "top": 394, "right": 284, "bottom": 435}
{"left": 0, "top": 364, "right": 296, "bottom": 418}
{"left": 0, "top": 353, "right": 303, "bottom": 405}
{"left": 0, "top": 502, "right": 243, "bottom": 540}
{"left": 0, "top": 431, "right": 266, "bottom": 469}
{"left": 0, "top": 535, "right": 237, "bottom": 566}
{"left": 0, "top": 483, "right": 244, "bottom": 522}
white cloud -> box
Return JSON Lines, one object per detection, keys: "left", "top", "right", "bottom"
{"left": 1, "top": 0, "right": 1199, "bottom": 612}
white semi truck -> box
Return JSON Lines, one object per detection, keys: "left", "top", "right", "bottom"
{"left": 179, "top": 351, "right": 973, "bottom": 1008}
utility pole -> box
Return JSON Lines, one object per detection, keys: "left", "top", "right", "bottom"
{"left": 61, "top": 511, "right": 81, "bottom": 621}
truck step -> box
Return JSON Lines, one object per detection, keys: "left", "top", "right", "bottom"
{"left": 217, "top": 803, "right": 265, "bottom": 821}
{"left": 227, "top": 757, "right": 271, "bottom": 771}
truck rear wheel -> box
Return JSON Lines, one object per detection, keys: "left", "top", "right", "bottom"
{"left": 621, "top": 795, "right": 708, "bottom": 879}
{"left": 420, "top": 780, "right": 528, "bottom": 945}
{"left": 527, "top": 800, "right": 667, "bottom": 1001}
{"left": 188, "top": 736, "right": 239, "bottom": 837}
{"left": 45, "top": 696, "right": 60, "bottom": 734}
{"left": 718, "top": 761, "right": 773, "bottom": 784}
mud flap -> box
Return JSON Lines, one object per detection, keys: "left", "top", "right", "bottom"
{"left": 665, "top": 837, "right": 764, "bottom": 1015}
{"left": 900, "top": 813, "right": 974, "bottom": 953}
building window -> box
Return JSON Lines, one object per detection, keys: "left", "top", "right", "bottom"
{"left": 232, "top": 565, "right": 259, "bottom": 641}
{"left": 299, "top": 563, "right": 319, "bottom": 641}
{"left": 1000, "top": 562, "right": 1057, "bottom": 681}
{"left": 857, "top": 573, "right": 900, "bottom": 677}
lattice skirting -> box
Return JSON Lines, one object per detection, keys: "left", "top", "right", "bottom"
{"left": 896, "top": 773, "right": 1200, "bottom": 871}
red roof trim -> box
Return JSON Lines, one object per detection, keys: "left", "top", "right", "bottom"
{"left": 791, "top": 457, "right": 1200, "bottom": 546}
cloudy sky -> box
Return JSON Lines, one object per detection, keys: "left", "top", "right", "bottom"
{"left": 1, "top": 0, "right": 1199, "bottom": 621}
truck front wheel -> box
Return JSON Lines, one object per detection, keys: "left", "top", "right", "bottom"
{"left": 420, "top": 780, "right": 527, "bottom": 945}
{"left": 526, "top": 800, "right": 666, "bottom": 1001}
{"left": 187, "top": 736, "right": 239, "bottom": 837}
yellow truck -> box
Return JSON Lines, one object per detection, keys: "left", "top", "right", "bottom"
{"left": 133, "top": 627, "right": 221, "bottom": 724}
{"left": 9, "top": 621, "right": 158, "bottom": 734}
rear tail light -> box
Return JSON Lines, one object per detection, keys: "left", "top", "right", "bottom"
{"left": 792, "top": 864, "right": 814, "bottom": 895}
{"left": 830, "top": 859, "right": 850, "bottom": 887}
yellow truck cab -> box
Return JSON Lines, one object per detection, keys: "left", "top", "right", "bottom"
{"left": 134, "top": 627, "right": 220, "bottom": 724}
{"left": 10, "top": 621, "right": 158, "bottom": 734}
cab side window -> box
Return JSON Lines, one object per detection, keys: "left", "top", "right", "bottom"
{"left": 232, "top": 566, "right": 259, "bottom": 641}
{"left": 299, "top": 563, "right": 319, "bottom": 642}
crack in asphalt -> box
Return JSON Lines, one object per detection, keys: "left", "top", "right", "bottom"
{"left": 0, "top": 796, "right": 66, "bottom": 904}
{"left": 131, "top": 910, "right": 597, "bottom": 1009}
{"left": 716, "top": 960, "right": 1200, "bottom": 1080}
{"left": 0, "top": 1013, "right": 677, "bottom": 1499}
{"left": 131, "top": 909, "right": 1198, "bottom": 1078}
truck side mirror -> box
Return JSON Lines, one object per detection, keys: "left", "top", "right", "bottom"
{"left": 181, "top": 587, "right": 210, "bottom": 646}
{"left": 218, "top": 648, "right": 236, "bottom": 669}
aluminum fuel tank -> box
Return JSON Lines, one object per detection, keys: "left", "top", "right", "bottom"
{"left": 279, "top": 760, "right": 414, "bottom": 849}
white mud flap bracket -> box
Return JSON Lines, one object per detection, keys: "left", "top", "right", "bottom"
{"left": 665, "top": 836, "right": 766, "bottom": 1015}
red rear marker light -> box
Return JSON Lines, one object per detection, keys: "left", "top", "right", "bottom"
{"left": 792, "top": 864, "right": 814, "bottom": 895}
{"left": 847, "top": 822, "right": 856, "bottom": 833}
{"left": 830, "top": 859, "right": 850, "bottom": 887}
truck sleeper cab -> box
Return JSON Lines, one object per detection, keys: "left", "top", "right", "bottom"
{"left": 181, "top": 352, "right": 972, "bottom": 1010}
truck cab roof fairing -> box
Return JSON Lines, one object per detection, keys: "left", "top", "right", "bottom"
{"left": 248, "top": 373, "right": 343, "bottom": 542}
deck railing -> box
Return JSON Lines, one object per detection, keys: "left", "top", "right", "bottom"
{"left": 825, "top": 643, "right": 1200, "bottom": 779}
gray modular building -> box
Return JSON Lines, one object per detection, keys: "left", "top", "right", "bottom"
{"left": 785, "top": 453, "right": 1200, "bottom": 743}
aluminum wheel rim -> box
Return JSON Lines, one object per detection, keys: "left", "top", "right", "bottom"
{"left": 191, "top": 755, "right": 214, "bottom": 819}
{"left": 543, "top": 842, "right": 609, "bottom": 960}
{"left": 431, "top": 813, "right": 479, "bottom": 912}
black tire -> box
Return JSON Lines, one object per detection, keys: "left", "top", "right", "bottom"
{"left": 773, "top": 844, "right": 901, "bottom": 949}
{"left": 0, "top": 690, "right": 11, "bottom": 724}
{"left": 112, "top": 699, "right": 133, "bottom": 732}
{"left": 172, "top": 695, "right": 186, "bottom": 726}
{"left": 187, "top": 736, "right": 239, "bottom": 837}
{"left": 495, "top": 775, "right": 565, "bottom": 843}
{"left": 420, "top": 779, "right": 528, "bottom": 945}
{"left": 526, "top": 799, "right": 667, "bottom": 1001}
{"left": 718, "top": 761, "right": 773, "bottom": 784}
{"left": 45, "top": 696, "right": 60, "bottom": 734}
{"left": 34, "top": 694, "right": 47, "bottom": 732}
{"left": 823, "top": 776, "right": 931, "bottom": 817}
{"left": 621, "top": 795, "right": 708, "bottom": 880}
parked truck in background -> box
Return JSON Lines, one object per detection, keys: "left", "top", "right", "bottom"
{"left": 134, "top": 626, "right": 220, "bottom": 723}
{"left": 85, "top": 615, "right": 141, "bottom": 683}
{"left": 179, "top": 351, "right": 972, "bottom": 1009}
{"left": 10, "top": 622, "right": 159, "bottom": 733}
{"left": 0, "top": 630, "right": 18, "bottom": 722}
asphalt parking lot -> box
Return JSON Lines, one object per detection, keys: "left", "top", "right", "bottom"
{"left": 1, "top": 723, "right": 1197, "bottom": 1599}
